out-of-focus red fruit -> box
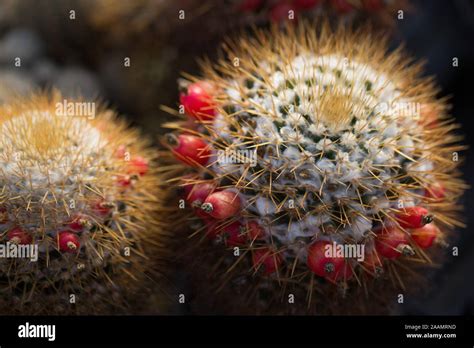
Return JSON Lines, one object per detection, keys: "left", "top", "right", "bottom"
{"left": 201, "top": 190, "right": 242, "bottom": 220}
{"left": 58, "top": 231, "right": 80, "bottom": 253}
{"left": 411, "top": 223, "right": 439, "bottom": 249}
{"left": 93, "top": 200, "right": 113, "bottom": 217}
{"left": 247, "top": 220, "right": 265, "bottom": 240}
{"left": 115, "top": 145, "right": 128, "bottom": 159}
{"left": 7, "top": 227, "right": 32, "bottom": 245}
{"left": 331, "top": 0, "right": 354, "bottom": 13}
{"left": 66, "top": 214, "right": 90, "bottom": 232}
{"left": 362, "top": 0, "right": 383, "bottom": 11}
{"left": 270, "top": 2, "right": 297, "bottom": 23}
{"left": 252, "top": 248, "right": 282, "bottom": 275}
{"left": 307, "top": 240, "right": 345, "bottom": 277}
{"left": 293, "top": 0, "right": 320, "bottom": 10}
{"left": 180, "top": 81, "right": 216, "bottom": 122}
{"left": 238, "top": 0, "right": 264, "bottom": 12}
{"left": 375, "top": 226, "right": 414, "bottom": 259}
{"left": 127, "top": 156, "right": 149, "bottom": 176}
{"left": 116, "top": 174, "right": 132, "bottom": 187}
{"left": 395, "top": 206, "right": 433, "bottom": 229}
{"left": 167, "top": 134, "right": 212, "bottom": 167}
{"left": 186, "top": 182, "right": 216, "bottom": 208}
{"left": 424, "top": 182, "right": 446, "bottom": 201}
{"left": 207, "top": 221, "right": 246, "bottom": 247}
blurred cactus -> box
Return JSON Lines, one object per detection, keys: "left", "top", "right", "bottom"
{"left": 0, "top": 0, "right": 411, "bottom": 137}
{"left": 0, "top": 92, "right": 169, "bottom": 314}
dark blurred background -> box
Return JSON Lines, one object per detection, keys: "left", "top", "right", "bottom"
{"left": 393, "top": 0, "right": 474, "bottom": 315}
{"left": 0, "top": 0, "right": 473, "bottom": 315}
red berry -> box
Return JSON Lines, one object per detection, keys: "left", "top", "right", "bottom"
{"left": 7, "top": 227, "right": 32, "bottom": 245}
{"left": 127, "top": 156, "right": 149, "bottom": 176}
{"left": 187, "top": 182, "right": 218, "bottom": 218}
{"left": 93, "top": 200, "right": 113, "bottom": 217}
{"left": 247, "top": 220, "right": 265, "bottom": 240}
{"left": 186, "top": 182, "right": 216, "bottom": 208}
{"left": 362, "top": 0, "right": 383, "bottom": 11}
{"left": 326, "top": 261, "right": 353, "bottom": 283}
{"left": 270, "top": 2, "right": 297, "bottom": 23}
{"left": 424, "top": 182, "right": 446, "bottom": 201}
{"left": 201, "top": 190, "right": 241, "bottom": 220}
{"left": 252, "top": 248, "right": 282, "bottom": 275}
{"left": 375, "top": 226, "right": 414, "bottom": 259}
{"left": 66, "top": 214, "right": 90, "bottom": 232}
{"left": 331, "top": 0, "right": 354, "bottom": 13}
{"left": 58, "top": 231, "right": 80, "bottom": 253}
{"left": 207, "top": 221, "right": 247, "bottom": 247}
{"left": 115, "top": 145, "right": 128, "bottom": 159}
{"left": 238, "top": 0, "right": 263, "bottom": 12}
{"left": 395, "top": 206, "right": 433, "bottom": 229}
{"left": 116, "top": 174, "right": 133, "bottom": 187}
{"left": 293, "top": 0, "right": 320, "bottom": 10}
{"left": 411, "top": 223, "right": 439, "bottom": 249}
{"left": 180, "top": 81, "right": 216, "bottom": 122}
{"left": 0, "top": 206, "right": 8, "bottom": 224}
{"left": 167, "top": 134, "right": 211, "bottom": 167}
{"left": 307, "top": 241, "right": 345, "bottom": 277}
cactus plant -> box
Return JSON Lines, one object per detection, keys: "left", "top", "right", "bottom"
{"left": 0, "top": 92, "right": 168, "bottom": 314}
{"left": 163, "top": 22, "right": 466, "bottom": 314}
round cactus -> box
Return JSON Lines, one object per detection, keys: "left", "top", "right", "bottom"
{"left": 163, "top": 23, "right": 466, "bottom": 314}
{"left": 0, "top": 92, "right": 168, "bottom": 314}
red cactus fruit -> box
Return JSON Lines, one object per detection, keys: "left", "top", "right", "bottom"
{"left": 252, "top": 248, "right": 282, "bottom": 275}
{"left": 180, "top": 81, "right": 216, "bottom": 122}
{"left": 375, "top": 226, "right": 414, "bottom": 259}
{"left": 424, "top": 182, "right": 446, "bottom": 201}
{"left": 127, "top": 156, "right": 149, "bottom": 176}
{"left": 395, "top": 206, "right": 433, "bottom": 229}
{"left": 58, "top": 231, "right": 80, "bottom": 253}
{"left": 7, "top": 227, "right": 32, "bottom": 245}
{"left": 167, "top": 134, "right": 212, "bottom": 167}
{"left": 411, "top": 223, "right": 440, "bottom": 249}
{"left": 201, "top": 190, "right": 242, "bottom": 219}
{"left": 307, "top": 240, "right": 345, "bottom": 277}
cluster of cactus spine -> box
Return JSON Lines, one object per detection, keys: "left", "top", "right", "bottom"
{"left": 0, "top": 92, "right": 167, "bottom": 314}
{"left": 163, "top": 22, "right": 466, "bottom": 312}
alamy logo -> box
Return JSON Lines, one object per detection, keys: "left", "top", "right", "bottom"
{"left": 55, "top": 99, "right": 96, "bottom": 119}
{"left": 324, "top": 241, "right": 365, "bottom": 262}
{"left": 217, "top": 148, "right": 257, "bottom": 167}
{"left": 374, "top": 101, "right": 421, "bottom": 118}
{"left": 0, "top": 242, "right": 38, "bottom": 262}
{"left": 18, "top": 322, "right": 56, "bottom": 341}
